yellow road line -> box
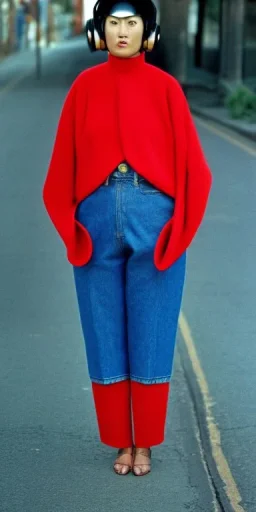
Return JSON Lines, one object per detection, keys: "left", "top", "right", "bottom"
{"left": 196, "top": 117, "right": 256, "bottom": 158}
{"left": 179, "top": 311, "right": 246, "bottom": 512}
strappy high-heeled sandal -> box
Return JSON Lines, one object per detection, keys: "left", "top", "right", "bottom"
{"left": 113, "top": 447, "right": 134, "bottom": 476}
{"left": 132, "top": 448, "right": 152, "bottom": 476}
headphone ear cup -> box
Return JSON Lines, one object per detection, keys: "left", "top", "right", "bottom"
{"left": 143, "top": 24, "right": 160, "bottom": 52}
{"left": 85, "top": 19, "right": 96, "bottom": 51}
{"left": 85, "top": 18, "right": 107, "bottom": 52}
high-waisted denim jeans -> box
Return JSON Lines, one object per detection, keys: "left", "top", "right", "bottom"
{"left": 73, "top": 163, "right": 186, "bottom": 385}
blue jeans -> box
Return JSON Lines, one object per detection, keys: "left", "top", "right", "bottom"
{"left": 73, "top": 164, "right": 186, "bottom": 385}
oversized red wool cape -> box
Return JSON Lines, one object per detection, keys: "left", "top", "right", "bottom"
{"left": 42, "top": 51, "right": 212, "bottom": 272}
{"left": 42, "top": 52, "right": 212, "bottom": 448}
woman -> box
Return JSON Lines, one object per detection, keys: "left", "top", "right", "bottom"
{"left": 42, "top": 0, "right": 212, "bottom": 477}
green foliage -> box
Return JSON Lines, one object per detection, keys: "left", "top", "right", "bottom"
{"left": 225, "top": 85, "right": 256, "bottom": 123}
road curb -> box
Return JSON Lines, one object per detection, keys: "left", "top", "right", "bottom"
{"left": 190, "top": 104, "right": 256, "bottom": 143}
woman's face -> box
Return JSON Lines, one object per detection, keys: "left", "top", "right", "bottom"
{"left": 104, "top": 15, "right": 144, "bottom": 58}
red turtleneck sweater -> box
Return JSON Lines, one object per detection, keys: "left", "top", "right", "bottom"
{"left": 42, "top": 52, "right": 212, "bottom": 271}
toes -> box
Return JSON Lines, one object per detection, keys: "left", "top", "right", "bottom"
{"left": 114, "top": 449, "right": 133, "bottom": 474}
{"left": 114, "top": 463, "right": 130, "bottom": 475}
{"left": 133, "top": 464, "right": 150, "bottom": 476}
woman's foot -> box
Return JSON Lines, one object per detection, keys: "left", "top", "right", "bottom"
{"left": 113, "top": 447, "right": 134, "bottom": 475}
{"left": 133, "top": 447, "right": 152, "bottom": 476}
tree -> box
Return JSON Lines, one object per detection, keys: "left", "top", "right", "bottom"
{"left": 220, "top": 0, "right": 245, "bottom": 86}
{"left": 159, "top": 0, "right": 190, "bottom": 83}
{"left": 195, "top": 0, "right": 207, "bottom": 67}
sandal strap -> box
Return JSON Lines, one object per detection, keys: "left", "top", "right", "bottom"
{"left": 114, "top": 448, "right": 134, "bottom": 467}
{"left": 134, "top": 448, "right": 152, "bottom": 458}
{"left": 117, "top": 448, "right": 134, "bottom": 456}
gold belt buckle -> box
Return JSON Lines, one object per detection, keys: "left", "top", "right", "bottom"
{"left": 118, "top": 163, "right": 128, "bottom": 173}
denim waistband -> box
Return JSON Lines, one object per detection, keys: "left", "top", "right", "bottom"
{"left": 103, "top": 163, "right": 139, "bottom": 186}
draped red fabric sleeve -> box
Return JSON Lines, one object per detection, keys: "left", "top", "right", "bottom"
{"left": 154, "top": 80, "right": 213, "bottom": 271}
{"left": 42, "top": 83, "right": 93, "bottom": 266}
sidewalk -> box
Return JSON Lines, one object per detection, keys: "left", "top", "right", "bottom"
{"left": 190, "top": 103, "right": 256, "bottom": 142}
{"left": 0, "top": 46, "right": 48, "bottom": 88}
{"left": 186, "top": 66, "right": 256, "bottom": 142}
{"left": 0, "top": 12, "right": 76, "bottom": 91}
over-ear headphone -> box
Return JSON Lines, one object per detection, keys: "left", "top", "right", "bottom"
{"left": 85, "top": 0, "right": 160, "bottom": 53}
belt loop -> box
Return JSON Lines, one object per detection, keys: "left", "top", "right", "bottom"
{"left": 134, "top": 171, "right": 139, "bottom": 186}
{"left": 104, "top": 175, "right": 110, "bottom": 186}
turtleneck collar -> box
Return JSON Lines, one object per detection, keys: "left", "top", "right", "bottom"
{"left": 107, "top": 51, "right": 145, "bottom": 73}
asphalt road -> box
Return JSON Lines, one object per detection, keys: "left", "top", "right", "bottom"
{"left": 0, "top": 37, "right": 255, "bottom": 512}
